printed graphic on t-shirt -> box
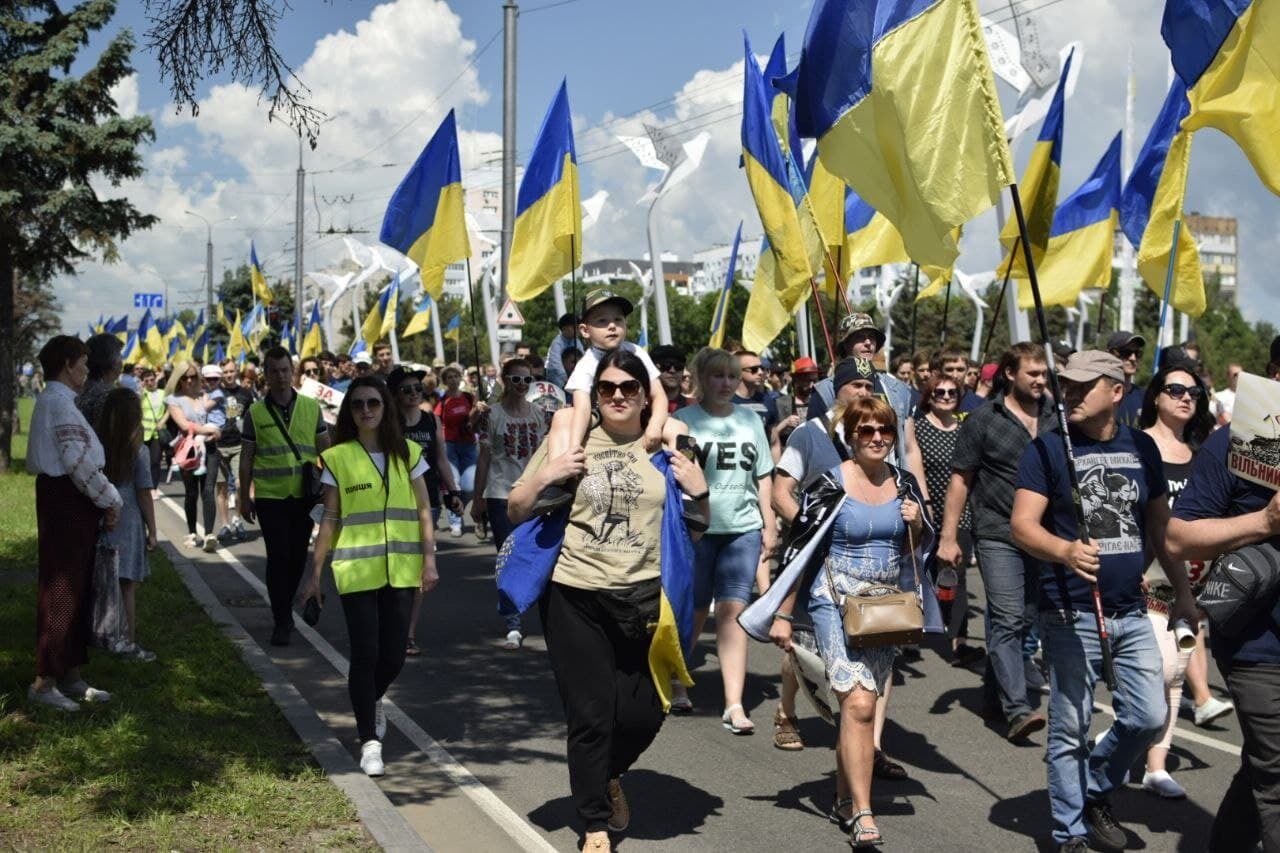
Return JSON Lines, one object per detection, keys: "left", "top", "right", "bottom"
{"left": 500, "top": 418, "right": 541, "bottom": 462}
{"left": 1075, "top": 452, "right": 1142, "bottom": 554}
{"left": 579, "top": 448, "right": 645, "bottom": 547}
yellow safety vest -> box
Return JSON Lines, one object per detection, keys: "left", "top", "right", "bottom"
{"left": 321, "top": 440, "right": 425, "bottom": 595}
{"left": 140, "top": 390, "right": 165, "bottom": 441}
{"left": 248, "top": 393, "right": 321, "bottom": 499}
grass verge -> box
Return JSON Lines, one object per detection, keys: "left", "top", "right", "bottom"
{"left": 0, "top": 397, "right": 369, "bottom": 849}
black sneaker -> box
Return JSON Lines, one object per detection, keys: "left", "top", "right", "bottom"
{"left": 270, "top": 624, "right": 292, "bottom": 646}
{"left": 531, "top": 483, "right": 574, "bottom": 514}
{"left": 1084, "top": 798, "right": 1127, "bottom": 852}
{"left": 1006, "top": 711, "right": 1047, "bottom": 741}
{"left": 1058, "top": 838, "right": 1088, "bottom": 853}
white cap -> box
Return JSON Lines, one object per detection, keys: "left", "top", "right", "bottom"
{"left": 352, "top": 353, "right": 372, "bottom": 366}
{"left": 200, "top": 364, "right": 222, "bottom": 379}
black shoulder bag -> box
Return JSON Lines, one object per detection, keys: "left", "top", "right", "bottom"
{"left": 263, "top": 397, "right": 322, "bottom": 505}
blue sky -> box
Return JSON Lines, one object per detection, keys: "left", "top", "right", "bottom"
{"left": 60, "top": 0, "right": 1280, "bottom": 339}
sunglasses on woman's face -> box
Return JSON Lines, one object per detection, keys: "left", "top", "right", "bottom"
{"left": 597, "top": 379, "right": 643, "bottom": 399}
{"left": 184, "top": 373, "right": 198, "bottom": 381}
{"left": 1161, "top": 383, "right": 1203, "bottom": 400}
{"left": 505, "top": 374, "right": 533, "bottom": 386}
{"left": 856, "top": 424, "right": 894, "bottom": 441}
{"left": 303, "top": 367, "right": 319, "bottom": 377}
{"left": 398, "top": 383, "right": 423, "bottom": 395}
{"left": 350, "top": 397, "right": 383, "bottom": 411}
{"left": 933, "top": 387, "right": 958, "bottom": 400}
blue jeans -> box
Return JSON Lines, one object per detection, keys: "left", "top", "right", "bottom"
{"left": 445, "top": 441, "right": 477, "bottom": 529}
{"left": 1042, "top": 609, "right": 1165, "bottom": 843}
{"left": 976, "top": 539, "right": 1040, "bottom": 721}
{"left": 487, "top": 498, "right": 521, "bottom": 633}
{"left": 693, "top": 530, "right": 762, "bottom": 608}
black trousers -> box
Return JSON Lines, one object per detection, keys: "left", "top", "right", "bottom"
{"left": 256, "top": 497, "right": 314, "bottom": 629}
{"left": 340, "top": 585, "right": 415, "bottom": 743}
{"left": 145, "top": 437, "right": 163, "bottom": 487}
{"left": 540, "top": 581, "right": 665, "bottom": 833}
{"left": 1210, "top": 662, "right": 1280, "bottom": 852}
{"left": 180, "top": 446, "right": 219, "bottom": 535}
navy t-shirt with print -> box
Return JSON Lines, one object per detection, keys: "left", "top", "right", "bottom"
{"left": 1171, "top": 427, "right": 1280, "bottom": 665}
{"left": 1016, "top": 424, "right": 1165, "bottom": 614}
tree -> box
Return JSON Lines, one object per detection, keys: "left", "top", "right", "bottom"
{"left": 0, "top": 1, "right": 157, "bottom": 471}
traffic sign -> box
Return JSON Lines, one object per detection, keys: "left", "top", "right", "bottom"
{"left": 133, "top": 292, "right": 165, "bottom": 309}
{"left": 497, "top": 299, "right": 525, "bottom": 326}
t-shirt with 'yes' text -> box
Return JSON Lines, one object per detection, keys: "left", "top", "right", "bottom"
{"left": 674, "top": 403, "right": 774, "bottom": 535}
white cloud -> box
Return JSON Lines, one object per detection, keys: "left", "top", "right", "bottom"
{"left": 108, "top": 73, "right": 139, "bottom": 119}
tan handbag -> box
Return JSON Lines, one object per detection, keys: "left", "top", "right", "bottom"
{"left": 827, "top": 521, "right": 924, "bottom": 649}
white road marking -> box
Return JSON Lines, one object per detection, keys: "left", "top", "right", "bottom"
{"left": 158, "top": 497, "right": 559, "bottom": 853}
{"left": 1093, "top": 700, "right": 1241, "bottom": 757}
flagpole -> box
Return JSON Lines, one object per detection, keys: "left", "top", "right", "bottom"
{"left": 570, "top": 233, "right": 578, "bottom": 331}
{"left": 1009, "top": 182, "right": 1117, "bottom": 693}
{"left": 1152, "top": 219, "right": 1182, "bottom": 373}
{"left": 807, "top": 277, "right": 836, "bottom": 366}
{"left": 981, "top": 235, "right": 1019, "bottom": 365}
{"left": 465, "top": 258, "right": 484, "bottom": 380}
{"left": 940, "top": 276, "right": 952, "bottom": 346}
{"left": 908, "top": 263, "right": 919, "bottom": 356}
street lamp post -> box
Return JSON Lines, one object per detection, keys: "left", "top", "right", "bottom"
{"left": 184, "top": 211, "right": 237, "bottom": 330}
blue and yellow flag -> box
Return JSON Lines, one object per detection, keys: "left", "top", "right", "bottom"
{"left": 93, "top": 314, "right": 105, "bottom": 334}
{"left": 361, "top": 274, "right": 400, "bottom": 345}
{"left": 842, "top": 190, "right": 909, "bottom": 280}
{"left": 138, "top": 308, "right": 166, "bottom": 367}
{"left": 709, "top": 222, "right": 743, "bottom": 350}
{"left": 1164, "top": 0, "right": 1280, "bottom": 195}
{"left": 348, "top": 335, "right": 368, "bottom": 357}
{"left": 999, "top": 49, "right": 1074, "bottom": 279}
{"left": 742, "top": 236, "right": 795, "bottom": 353}
{"left": 215, "top": 295, "right": 227, "bottom": 329}
{"left": 508, "top": 81, "right": 581, "bottom": 302}
{"left": 742, "top": 32, "right": 813, "bottom": 314}
{"left": 1020, "top": 133, "right": 1122, "bottom": 309}
{"left": 401, "top": 291, "right": 434, "bottom": 339}
{"left": 1119, "top": 79, "right": 1204, "bottom": 316}
{"left": 381, "top": 110, "right": 472, "bottom": 301}
{"left": 792, "top": 0, "right": 1013, "bottom": 269}
{"left": 279, "top": 320, "right": 295, "bottom": 355}
{"left": 213, "top": 342, "right": 226, "bottom": 364}
{"left": 109, "top": 315, "right": 128, "bottom": 335}
{"left": 443, "top": 314, "right": 461, "bottom": 342}
{"left": 121, "top": 330, "right": 140, "bottom": 364}
{"left": 250, "top": 243, "right": 273, "bottom": 304}
{"left": 301, "top": 301, "right": 324, "bottom": 358}
{"left": 227, "top": 307, "right": 247, "bottom": 360}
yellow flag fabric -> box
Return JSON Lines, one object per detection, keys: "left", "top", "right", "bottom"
{"left": 742, "top": 246, "right": 795, "bottom": 353}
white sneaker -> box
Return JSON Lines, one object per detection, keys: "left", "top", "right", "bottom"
{"left": 374, "top": 700, "right": 386, "bottom": 740}
{"left": 28, "top": 685, "right": 80, "bottom": 712}
{"left": 360, "top": 740, "right": 385, "bottom": 777}
{"left": 183, "top": 533, "right": 199, "bottom": 548}
{"left": 59, "top": 680, "right": 111, "bottom": 703}
{"left": 1194, "top": 697, "right": 1234, "bottom": 727}
{"left": 1143, "top": 769, "right": 1187, "bottom": 799}
{"left": 203, "top": 534, "right": 218, "bottom": 552}
{"left": 450, "top": 523, "right": 463, "bottom": 538}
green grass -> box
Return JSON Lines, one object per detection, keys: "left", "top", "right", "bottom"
{"left": 0, "top": 397, "right": 370, "bottom": 850}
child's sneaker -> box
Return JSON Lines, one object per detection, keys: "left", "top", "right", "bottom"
{"left": 232, "top": 518, "right": 246, "bottom": 541}
{"left": 532, "top": 483, "right": 574, "bottom": 513}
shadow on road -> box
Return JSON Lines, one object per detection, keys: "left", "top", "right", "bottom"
{"left": 528, "top": 769, "right": 725, "bottom": 841}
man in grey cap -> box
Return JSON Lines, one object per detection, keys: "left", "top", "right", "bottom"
{"left": 1011, "top": 349, "right": 1197, "bottom": 852}
{"left": 1105, "top": 331, "right": 1146, "bottom": 428}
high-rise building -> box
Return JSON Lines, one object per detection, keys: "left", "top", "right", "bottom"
{"left": 1112, "top": 212, "right": 1239, "bottom": 304}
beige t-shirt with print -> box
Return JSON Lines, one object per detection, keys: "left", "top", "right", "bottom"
{"left": 515, "top": 427, "right": 666, "bottom": 590}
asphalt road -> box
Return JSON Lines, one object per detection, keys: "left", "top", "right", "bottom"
{"left": 155, "top": 484, "right": 1244, "bottom": 853}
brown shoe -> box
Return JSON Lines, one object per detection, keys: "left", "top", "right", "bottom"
{"left": 773, "top": 707, "right": 805, "bottom": 751}
{"left": 1007, "top": 711, "right": 1047, "bottom": 742}
{"left": 582, "top": 830, "right": 611, "bottom": 852}
{"left": 606, "top": 777, "right": 629, "bottom": 832}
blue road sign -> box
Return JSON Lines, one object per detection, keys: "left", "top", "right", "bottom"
{"left": 133, "top": 292, "right": 165, "bottom": 309}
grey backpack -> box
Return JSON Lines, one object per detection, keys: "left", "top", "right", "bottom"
{"left": 1198, "top": 542, "right": 1280, "bottom": 638}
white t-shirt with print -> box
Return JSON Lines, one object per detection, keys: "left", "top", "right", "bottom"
{"left": 565, "top": 341, "right": 660, "bottom": 393}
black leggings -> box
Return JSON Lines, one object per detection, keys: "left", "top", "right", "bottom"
{"left": 180, "top": 446, "right": 218, "bottom": 535}
{"left": 145, "top": 437, "right": 163, "bottom": 487}
{"left": 340, "top": 585, "right": 415, "bottom": 743}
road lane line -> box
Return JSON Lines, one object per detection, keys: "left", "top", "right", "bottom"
{"left": 1093, "top": 700, "right": 1241, "bottom": 756}
{"left": 158, "top": 497, "right": 559, "bottom": 853}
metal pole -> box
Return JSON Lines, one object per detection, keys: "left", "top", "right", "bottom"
{"left": 994, "top": 192, "right": 1032, "bottom": 343}
{"left": 499, "top": 0, "right": 518, "bottom": 313}
{"left": 431, "top": 294, "right": 446, "bottom": 365}
{"left": 909, "top": 264, "right": 919, "bottom": 355}
{"left": 646, "top": 190, "right": 673, "bottom": 345}
{"left": 940, "top": 277, "right": 952, "bottom": 346}
{"left": 295, "top": 135, "right": 305, "bottom": 335}
{"left": 205, "top": 230, "right": 214, "bottom": 330}
{"left": 1119, "top": 46, "right": 1138, "bottom": 332}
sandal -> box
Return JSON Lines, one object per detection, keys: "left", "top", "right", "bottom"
{"left": 721, "top": 703, "right": 754, "bottom": 735}
{"left": 828, "top": 798, "right": 855, "bottom": 833}
{"left": 773, "top": 707, "right": 804, "bottom": 750}
{"left": 850, "top": 809, "right": 882, "bottom": 848}
{"left": 873, "top": 749, "right": 908, "bottom": 781}
{"left": 405, "top": 638, "right": 421, "bottom": 656}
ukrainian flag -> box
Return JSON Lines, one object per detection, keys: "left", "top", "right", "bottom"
{"left": 213, "top": 342, "right": 225, "bottom": 363}
{"left": 843, "top": 190, "right": 909, "bottom": 280}
{"left": 791, "top": 0, "right": 1013, "bottom": 269}
{"left": 742, "top": 236, "right": 794, "bottom": 353}
{"left": 250, "top": 243, "right": 273, "bottom": 304}
{"left": 93, "top": 314, "right": 105, "bottom": 334}
{"left": 742, "top": 33, "right": 813, "bottom": 314}
{"left": 1164, "top": 0, "right": 1280, "bottom": 195}
{"left": 348, "top": 335, "right": 368, "bottom": 357}
{"left": 508, "top": 81, "right": 581, "bottom": 302}
{"left": 121, "top": 331, "right": 140, "bottom": 364}
{"left": 443, "top": 314, "right": 461, "bottom": 342}
{"left": 280, "top": 320, "right": 295, "bottom": 355}
{"left": 301, "top": 301, "right": 324, "bottom": 358}
{"left": 109, "top": 315, "right": 128, "bottom": 335}
{"left": 215, "top": 296, "right": 228, "bottom": 329}
{"left": 1019, "top": 133, "right": 1122, "bottom": 309}
{"left": 998, "top": 49, "right": 1074, "bottom": 279}
{"left": 227, "top": 308, "right": 247, "bottom": 360}
{"left": 709, "top": 222, "right": 743, "bottom": 350}
{"left": 191, "top": 325, "right": 211, "bottom": 363}
{"left": 361, "top": 274, "right": 400, "bottom": 345}
{"left": 380, "top": 110, "right": 472, "bottom": 301}
{"left": 649, "top": 451, "right": 696, "bottom": 710}
{"left": 764, "top": 34, "right": 804, "bottom": 170}
{"left": 138, "top": 308, "right": 166, "bottom": 367}
{"left": 401, "top": 291, "right": 434, "bottom": 339}
{"left": 1119, "top": 79, "right": 1204, "bottom": 316}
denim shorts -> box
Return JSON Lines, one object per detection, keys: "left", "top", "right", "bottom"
{"left": 693, "top": 530, "right": 762, "bottom": 607}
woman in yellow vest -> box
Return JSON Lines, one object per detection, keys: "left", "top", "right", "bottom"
{"left": 304, "top": 376, "right": 438, "bottom": 778}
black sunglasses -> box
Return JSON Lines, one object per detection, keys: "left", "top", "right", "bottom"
{"left": 350, "top": 397, "right": 383, "bottom": 411}
{"left": 303, "top": 367, "right": 319, "bottom": 376}
{"left": 397, "top": 383, "right": 424, "bottom": 394}
{"left": 856, "top": 425, "right": 894, "bottom": 441}
{"left": 1161, "top": 383, "right": 1203, "bottom": 400}
{"left": 505, "top": 375, "right": 534, "bottom": 385}
{"left": 932, "top": 387, "right": 958, "bottom": 400}
{"left": 596, "top": 379, "right": 643, "bottom": 399}
{"left": 741, "top": 365, "right": 764, "bottom": 374}
{"left": 658, "top": 362, "right": 685, "bottom": 373}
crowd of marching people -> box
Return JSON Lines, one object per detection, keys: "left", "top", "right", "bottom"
{"left": 22, "top": 293, "right": 1280, "bottom": 852}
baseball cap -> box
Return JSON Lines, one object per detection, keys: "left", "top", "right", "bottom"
{"left": 386, "top": 364, "right": 426, "bottom": 391}
{"left": 1058, "top": 350, "right": 1125, "bottom": 384}
{"left": 352, "top": 352, "right": 373, "bottom": 366}
{"left": 980, "top": 363, "right": 999, "bottom": 384}
{"left": 581, "top": 288, "right": 633, "bottom": 319}
{"left": 834, "top": 357, "right": 876, "bottom": 391}
{"left": 1106, "top": 331, "right": 1146, "bottom": 352}
{"left": 791, "top": 356, "right": 821, "bottom": 376}
{"left": 557, "top": 312, "right": 579, "bottom": 328}
{"left": 838, "top": 312, "right": 886, "bottom": 350}
{"left": 200, "top": 364, "right": 222, "bottom": 379}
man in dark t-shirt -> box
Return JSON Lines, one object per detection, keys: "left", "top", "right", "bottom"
{"left": 1012, "top": 350, "right": 1197, "bottom": 852}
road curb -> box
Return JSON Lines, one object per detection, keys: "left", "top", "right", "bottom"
{"left": 163, "top": 543, "right": 431, "bottom": 852}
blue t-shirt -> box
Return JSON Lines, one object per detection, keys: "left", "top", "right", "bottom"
{"left": 1116, "top": 384, "right": 1145, "bottom": 429}
{"left": 1016, "top": 424, "right": 1165, "bottom": 615}
{"left": 1171, "top": 427, "right": 1280, "bottom": 665}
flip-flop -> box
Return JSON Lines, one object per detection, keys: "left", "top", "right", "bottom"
{"left": 721, "top": 704, "right": 755, "bottom": 735}
{"left": 405, "top": 638, "right": 421, "bottom": 656}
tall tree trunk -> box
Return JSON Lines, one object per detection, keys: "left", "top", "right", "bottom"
{"left": 0, "top": 243, "right": 14, "bottom": 473}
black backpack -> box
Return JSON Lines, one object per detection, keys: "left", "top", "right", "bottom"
{"left": 1198, "top": 542, "right": 1280, "bottom": 638}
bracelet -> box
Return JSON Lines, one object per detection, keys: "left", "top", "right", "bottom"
{"left": 686, "top": 489, "right": 710, "bottom": 501}
{"left": 773, "top": 613, "right": 794, "bottom": 623}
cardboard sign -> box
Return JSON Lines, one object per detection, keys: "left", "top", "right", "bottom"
{"left": 299, "top": 377, "right": 344, "bottom": 425}
{"left": 1228, "top": 372, "right": 1280, "bottom": 490}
